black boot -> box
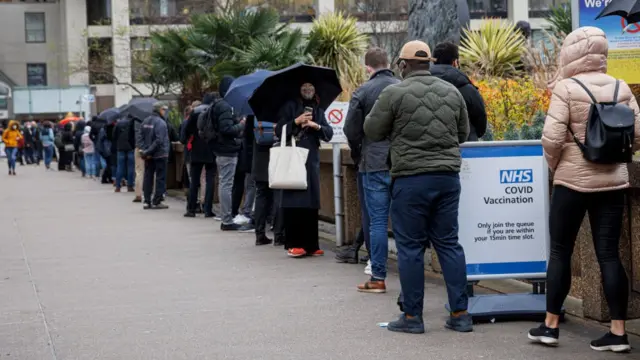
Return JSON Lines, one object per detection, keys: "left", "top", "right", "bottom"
{"left": 255, "top": 235, "right": 273, "bottom": 246}
{"left": 274, "top": 236, "right": 286, "bottom": 247}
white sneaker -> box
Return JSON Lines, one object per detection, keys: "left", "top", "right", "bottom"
{"left": 364, "top": 260, "right": 372, "bottom": 276}
{"left": 233, "top": 214, "right": 250, "bottom": 225}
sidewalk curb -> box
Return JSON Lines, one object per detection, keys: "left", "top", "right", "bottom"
{"left": 317, "top": 231, "right": 640, "bottom": 337}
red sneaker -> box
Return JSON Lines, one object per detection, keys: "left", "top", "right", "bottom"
{"left": 287, "top": 248, "right": 307, "bottom": 258}
{"left": 310, "top": 249, "right": 324, "bottom": 257}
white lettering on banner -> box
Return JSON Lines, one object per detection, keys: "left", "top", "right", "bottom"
{"left": 458, "top": 144, "right": 550, "bottom": 280}
{"left": 584, "top": 0, "right": 612, "bottom": 7}
{"left": 325, "top": 102, "right": 348, "bottom": 144}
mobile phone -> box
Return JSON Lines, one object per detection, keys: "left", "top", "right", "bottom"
{"left": 304, "top": 106, "right": 313, "bottom": 114}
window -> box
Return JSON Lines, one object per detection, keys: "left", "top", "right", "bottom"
{"left": 0, "top": 98, "right": 7, "bottom": 111}
{"left": 27, "top": 63, "right": 47, "bottom": 86}
{"left": 87, "top": 0, "right": 112, "bottom": 25}
{"left": 25, "top": 12, "right": 46, "bottom": 43}
{"left": 529, "top": 0, "right": 564, "bottom": 18}
{"left": 467, "top": 0, "right": 508, "bottom": 19}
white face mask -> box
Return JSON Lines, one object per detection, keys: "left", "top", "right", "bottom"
{"left": 12, "top": 125, "right": 17, "bottom": 130}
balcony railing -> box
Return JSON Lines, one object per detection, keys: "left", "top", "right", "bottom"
{"left": 129, "top": 0, "right": 317, "bottom": 24}
{"left": 335, "top": 0, "right": 408, "bottom": 21}
{"left": 467, "top": 0, "right": 508, "bottom": 19}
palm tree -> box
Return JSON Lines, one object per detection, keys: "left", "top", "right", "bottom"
{"left": 306, "top": 12, "right": 369, "bottom": 99}
{"left": 546, "top": 3, "right": 572, "bottom": 38}
{"left": 224, "top": 29, "right": 311, "bottom": 75}
{"left": 148, "top": 28, "right": 213, "bottom": 107}
{"left": 187, "top": 8, "right": 292, "bottom": 77}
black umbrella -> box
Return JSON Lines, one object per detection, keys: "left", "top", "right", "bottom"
{"left": 596, "top": 0, "right": 640, "bottom": 25}
{"left": 248, "top": 63, "right": 342, "bottom": 122}
{"left": 120, "top": 97, "right": 158, "bottom": 121}
{"left": 97, "top": 107, "right": 121, "bottom": 123}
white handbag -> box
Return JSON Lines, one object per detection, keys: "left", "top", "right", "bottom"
{"left": 269, "top": 124, "right": 309, "bottom": 190}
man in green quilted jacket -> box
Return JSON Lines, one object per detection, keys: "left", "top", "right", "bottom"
{"left": 364, "top": 40, "right": 472, "bottom": 335}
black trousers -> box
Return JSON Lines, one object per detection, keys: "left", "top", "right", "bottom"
{"left": 254, "top": 181, "right": 285, "bottom": 239}
{"left": 143, "top": 158, "right": 168, "bottom": 205}
{"left": 283, "top": 207, "right": 319, "bottom": 253}
{"left": 188, "top": 162, "right": 215, "bottom": 214}
{"left": 547, "top": 185, "right": 629, "bottom": 320}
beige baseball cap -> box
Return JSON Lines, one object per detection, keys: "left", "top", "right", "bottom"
{"left": 398, "top": 40, "right": 435, "bottom": 62}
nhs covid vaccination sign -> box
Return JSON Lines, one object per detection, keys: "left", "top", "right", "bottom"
{"left": 458, "top": 141, "right": 550, "bottom": 281}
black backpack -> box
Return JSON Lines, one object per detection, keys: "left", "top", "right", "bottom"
{"left": 197, "top": 102, "right": 217, "bottom": 142}
{"left": 569, "top": 78, "right": 635, "bottom": 164}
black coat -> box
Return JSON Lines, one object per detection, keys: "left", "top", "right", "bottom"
{"left": 23, "top": 127, "right": 37, "bottom": 147}
{"left": 212, "top": 99, "right": 243, "bottom": 157}
{"left": 237, "top": 115, "right": 255, "bottom": 174}
{"left": 430, "top": 64, "right": 487, "bottom": 141}
{"left": 275, "top": 99, "right": 333, "bottom": 209}
{"left": 114, "top": 118, "right": 133, "bottom": 152}
{"left": 180, "top": 104, "right": 215, "bottom": 164}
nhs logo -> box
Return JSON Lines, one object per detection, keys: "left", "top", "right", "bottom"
{"left": 500, "top": 169, "right": 533, "bottom": 184}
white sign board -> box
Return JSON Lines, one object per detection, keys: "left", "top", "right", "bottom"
{"left": 82, "top": 94, "right": 95, "bottom": 103}
{"left": 0, "top": 110, "right": 8, "bottom": 120}
{"left": 458, "top": 141, "right": 550, "bottom": 281}
{"left": 325, "top": 101, "right": 348, "bottom": 144}
{"left": 0, "top": 142, "right": 5, "bottom": 158}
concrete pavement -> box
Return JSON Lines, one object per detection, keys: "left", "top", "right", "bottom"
{"left": 1, "top": 163, "right": 637, "bottom": 360}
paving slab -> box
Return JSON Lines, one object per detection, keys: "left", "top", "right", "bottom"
{"left": 0, "top": 163, "right": 638, "bottom": 360}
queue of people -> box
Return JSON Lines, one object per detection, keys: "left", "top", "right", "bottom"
{"left": 4, "top": 25, "right": 636, "bottom": 354}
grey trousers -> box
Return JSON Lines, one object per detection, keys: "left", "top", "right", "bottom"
{"left": 216, "top": 156, "right": 238, "bottom": 225}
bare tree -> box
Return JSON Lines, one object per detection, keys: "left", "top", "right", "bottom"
{"left": 346, "top": 0, "right": 409, "bottom": 63}
{"left": 68, "top": 32, "right": 177, "bottom": 98}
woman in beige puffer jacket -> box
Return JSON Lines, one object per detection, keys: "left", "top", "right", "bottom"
{"left": 529, "top": 27, "right": 640, "bottom": 353}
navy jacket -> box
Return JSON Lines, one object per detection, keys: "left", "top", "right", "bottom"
{"left": 137, "top": 112, "right": 169, "bottom": 159}
{"left": 344, "top": 69, "right": 399, "bottom": 171}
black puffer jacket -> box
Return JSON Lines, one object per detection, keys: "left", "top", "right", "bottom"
{"left": 212, "top": 76, "right": 244, "bottom": 157}
{"left": 430, "top": 64, "right": 487, "bottom": 141}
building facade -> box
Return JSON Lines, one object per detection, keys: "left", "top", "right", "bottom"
{"left": 0, "top": 0, "right": 558, "bottom": 120}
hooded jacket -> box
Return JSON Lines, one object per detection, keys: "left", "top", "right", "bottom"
{"left": 542, "top": 26, "right": 640, "bottom": 192}
{"left": 213, "top": 76, "right": 244, "bottom": 156}
{"left": 431, "top": 64, "right": 487, "bottom": 141}
{"left": 1, "top": 120, "right": 21, "bottom": 148}
{"left": 81, "top": 126, "right": 95, "bottom": 154}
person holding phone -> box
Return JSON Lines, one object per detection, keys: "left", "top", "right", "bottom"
{"left": 275, "top": 82, "right": 334, "bottom": 258}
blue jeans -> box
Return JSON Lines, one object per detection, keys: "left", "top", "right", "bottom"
{"left": 364, "top": 171, "right": 391, "bottom": 280}
{"left": 85, "top": 153, "right": 99, "bottom": 177}
{"left": 43, "top": 146, "right": 54, "bottom": 168}
{"left": 357, "top": 173, "right": 371, "bottom": 258}
{"left": 116, "top": 151, "right": 135, "bottom": 189}
{"left": 5, "top": 147, "right": 17, "bottom": 170}
{"left": 391, "top": 172, "right": 468, "bottom": 317}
